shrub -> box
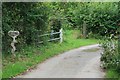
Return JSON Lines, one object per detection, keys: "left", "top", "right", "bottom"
{"left": 100, "top": 36, "right": 120, "bottom": 73}
{"left": 2, "top": 2, "right": 49, "bottom": 54}
{"left": 72, "top": 2, "right": 119, "bottom": 37}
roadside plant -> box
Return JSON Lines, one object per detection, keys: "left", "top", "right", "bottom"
{"left": 100, "top": 36, "right": 120, "bottom": 73}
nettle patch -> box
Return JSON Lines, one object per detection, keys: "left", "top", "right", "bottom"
{"left": 100, "top": 37, "right": 120, "bottom": 73}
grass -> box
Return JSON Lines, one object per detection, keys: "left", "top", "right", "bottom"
{"left": 2, "top": 29, "right": 99, "bottom": 78}
{"left": 106, "top": 69, "right": 120, "bottom": 80}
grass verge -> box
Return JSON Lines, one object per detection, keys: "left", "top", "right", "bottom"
{"left": 106, "top": 69, "right": 120, "bottom": 80}
{"left": 2, "top": 29, "right": 99, "bottom": 78}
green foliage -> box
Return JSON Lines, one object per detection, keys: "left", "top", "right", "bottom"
{"left": 72, "top": 2, "right": 119, "bottom": 36}
{"left": 47, "top": 2, "right": 119, "bottom": 37}
{"left": 2, "top": 2, "right": 120, "bottom": 54}
{"left": 2, "top": 2, "right": 49, "bottom": 53}
{"left": 100, "top": 37, "right": 120, "bottom": 74}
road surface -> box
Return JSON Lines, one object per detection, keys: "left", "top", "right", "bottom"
{"left": 17, "top": 44, "right": 105, "bottom": 78}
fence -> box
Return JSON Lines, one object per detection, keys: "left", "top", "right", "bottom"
{"left": 35, "top": 28, "right": 63, "bottom": 44}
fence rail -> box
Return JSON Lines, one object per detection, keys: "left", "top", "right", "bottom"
{"left": 39, "top": 32, "right": 61, "bottom": 37}
{"left": 37, "top": 28, "right": 63, "bottom": 44}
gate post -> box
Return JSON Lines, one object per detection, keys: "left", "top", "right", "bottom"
{"left": 60, "top": 28, "right": 63, "bottom": 43}
{"left": 83, "top": 21, "right": 87, "bottom": 39}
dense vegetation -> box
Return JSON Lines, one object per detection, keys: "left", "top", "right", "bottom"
{"left": 2, "top": 2, "right": 50, "bottom": 53}
{"left": 2, "top": 2, "right": 119, "bottom": 54}
{"left": 74, "top": 3, "right": 118, "bottom": 37}
{"left": 100, "top": 2, "right": 120, "bottom": 79}
{"left": 100, "top": 38, "right": 120, "bottom": 79}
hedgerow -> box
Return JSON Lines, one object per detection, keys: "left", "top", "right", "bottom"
{"left": 2, "top": 2, "right": 49, "bottom": 53}
{"left": 2, "top": 2, "right": 120, "bottom": 54}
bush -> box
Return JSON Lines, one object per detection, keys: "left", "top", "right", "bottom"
{"left": 2, "top": 2, "right": 49, "bottom": 54}
{"left": 100, "top": 37, "right": 120, "bottom": 73}
{"left": 72, "top": 2, "right": 119, "bottom": 37}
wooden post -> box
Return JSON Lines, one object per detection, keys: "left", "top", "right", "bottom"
{"left": 60, "top": 28, "right": 63, "bottom": 43}
{"left": 83, "top": 21, "right": 87, "bottom": 39}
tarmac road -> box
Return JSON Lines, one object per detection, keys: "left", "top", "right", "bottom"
{"left": 17, "top": 44, "right": 105, "bottom": 78}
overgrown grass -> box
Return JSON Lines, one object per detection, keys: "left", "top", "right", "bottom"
{"left": 2, "top": 29, "right": 98, "bottom": 78}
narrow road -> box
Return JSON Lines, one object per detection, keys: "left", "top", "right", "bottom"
{"left": 17, "top": 44, "right": 105, "bottom": 78}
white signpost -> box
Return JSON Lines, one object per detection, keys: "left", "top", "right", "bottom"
{"left": 59, "top": 28, "right": 63, "bottom": 43}
{"left": 8, "top": 31, "right": 19, "bottom": 56}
